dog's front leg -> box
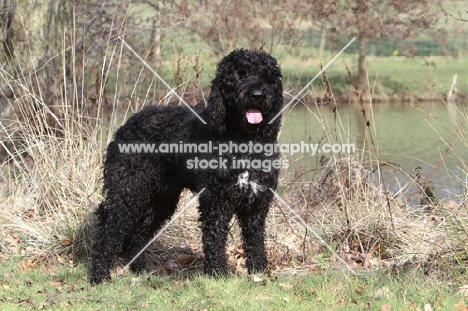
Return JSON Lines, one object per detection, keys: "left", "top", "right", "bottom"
{"left": 198, "top": 192, "right": 235, "bottom": 276}
{"left": 236, "top": 193, "right": 272, "bottom": 274}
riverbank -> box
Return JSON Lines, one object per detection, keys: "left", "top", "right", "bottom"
{"left": 280, "top": 54, "right": 468, "bottom": 102}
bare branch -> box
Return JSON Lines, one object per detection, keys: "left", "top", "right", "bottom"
{"left": 441, "top": 6, "right": 468, "bottom": 22}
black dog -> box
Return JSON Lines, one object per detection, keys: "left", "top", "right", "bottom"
{"left": 90, "top": 49, "right": 284, "bottom": 284}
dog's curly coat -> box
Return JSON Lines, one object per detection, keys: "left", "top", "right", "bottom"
{"left": 90, "top": 49, "right": 283, "bottom": 284}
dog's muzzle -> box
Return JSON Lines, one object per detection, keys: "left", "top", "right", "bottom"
{"left": 245, "top": 89, "right": 265, "bottom": 125}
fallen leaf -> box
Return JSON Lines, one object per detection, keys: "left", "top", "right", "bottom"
{"left": 162, "top": 261, "right": 178, "bottom": 274}
{"left": 17, "top": 298, "right": 35, "bottom": 307}
{"left": 250, "top": 274, "right": 264, "bottom": 283}
{"left": 256, "top": 293, "right": 272, "bottom": 300}
{"left": 56, "top": 254, "right": 65, "bottom": 264}
{"left": 355, "top": 286, "right": 364, "bottom": 295}
{"left": 68, "top": 285, "right": 83, "bottom": 292}
{"left": 49, "top": 280, "right": 62, "bottom": 288}
{"left": 458, "top": 285, "right": 468, "bottom": 296}
{"left": 176, "top": 254, "right": 197, "bottom": 267}
{"left": 18, "top": 259, "right": 36, "bottom": 271}
{"left": 3, "top": 273, "right": 11, "bottom": 282}
{"left": 60, "top": 239, "right": 71, "bottom": 246}
{"left": 374, "top": 287, "right": 391, "bottom": 299}
{"left": 131, "top": 277, "right": 140, "bottom": 286}
{"left": 381, "top": 303, "right": 392, "bottom": 311}
{"left": 278, "top": 282, "right": 293, "bottom": 290}
{"left": 22, "top": 209, "right": 36, "bottom": 219}
{"left": 455, "top": 301, "right": 468, "bottom": 311}
{"left": 174, "top": 280, "right": 189, "bottom": 288}
{"left": 424, "top": 303, "right": 432, "bottom": 311}
{"left": 308, "top": 264, "right": 322, "bottom": 272}
{"left": 38, "top": 301, "right": 48, "bottom": 310}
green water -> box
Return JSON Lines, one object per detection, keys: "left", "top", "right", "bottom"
{"left": 279, "top": 101, "right": 468, "bottom": 196}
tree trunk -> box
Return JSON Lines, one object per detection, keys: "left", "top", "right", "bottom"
{"left": 357, "top": 32, "right": 367, "bottom": 90}
{"left": 0, "top": 0, "right": 72, "bottom": 134}
{"left": 0, "top": 0, "right": 16, "bottom": 61}
{"left": 1, "top": 0, "right": 71, "bottom": 85}
{"left": 318, "top": 27, "right": 327, "bottom": 57}
{"left": 151, "top": 17, "right": 162, "bottom": 70}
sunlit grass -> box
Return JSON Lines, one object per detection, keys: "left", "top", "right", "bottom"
{"left": 0, "top": 259, "right": 465, "bottom": 310}
{"left": 281, "top": 52, "right": 468, "bottom": 97}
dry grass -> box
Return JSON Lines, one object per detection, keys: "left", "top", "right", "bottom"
{"left": 1, "top": 72, "right": 468, "bottom": 281}
{"left": 0, "top": 84, "right": 104, "bottom": 260}
{"left": 0, "top": 5, "right": 467, "bottom": 283}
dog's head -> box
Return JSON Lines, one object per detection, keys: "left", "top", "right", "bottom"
{"left": 208, "top": 49, "right": 283, "bottom": 140}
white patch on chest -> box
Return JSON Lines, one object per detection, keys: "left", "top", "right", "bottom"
{"left": 236, "top": 171, "right": 265, "bottom": 195}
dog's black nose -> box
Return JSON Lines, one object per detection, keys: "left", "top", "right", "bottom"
{"left": 251, "top": 89, "right": 264, "bottom": 100}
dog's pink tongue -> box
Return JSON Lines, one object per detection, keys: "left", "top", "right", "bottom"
{"left": 246, "top": 108, "right": 263, "bottom": 124}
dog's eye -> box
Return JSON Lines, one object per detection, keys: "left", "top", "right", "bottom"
{"left": 237, "top": 69, "right": 247, "bottom": 78}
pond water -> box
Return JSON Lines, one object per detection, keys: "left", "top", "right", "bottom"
{"left": 279, "top": 101, "right": 468, "bottom": 197}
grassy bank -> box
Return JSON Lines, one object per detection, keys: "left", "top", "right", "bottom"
{"left": 0, "top": 259, "right": 466, "bottom": 310}
{"left": 281, "top": 53, "right": 468, "bottom": 100}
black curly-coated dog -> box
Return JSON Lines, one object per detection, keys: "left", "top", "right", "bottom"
{"left": 90, "top": 49, "right": 284, "bottom": 284}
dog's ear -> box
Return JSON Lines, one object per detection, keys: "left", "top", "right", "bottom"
{"left": 207, "top": 86, "right": 226, "bottom": 133}
{"left": 262, "top": 80, "right": 284, "bottom": 139}
{"left": 263, "top": 108, "right": 282, "bottom": 139}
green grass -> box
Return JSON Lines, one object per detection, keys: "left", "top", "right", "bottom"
{"left": 281, "top": 51, "right": 468, "bottom": 97}
{"left": 0, "top": 258, "right": 465, "bottom": 310}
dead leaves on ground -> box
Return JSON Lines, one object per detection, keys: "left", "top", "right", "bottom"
{"left": 455, "top": 301, "right": 468, "bottom": 311}
{"left": 382, "top": 300, "right": 463, "bottom": 311}
{"left": 1, "top": 273, "right": 88, "bottom": 310}
{"left": 17, "top": 259, "right": 37, "bottom": 271}
{"left": 17, "top": 252, "right": 76, "bottom": 273}
{"left": 146, "top": 244, "right": 203, "bottom": 275}
{"left": 245, "top": 275, "right": 467, "bottom": 311}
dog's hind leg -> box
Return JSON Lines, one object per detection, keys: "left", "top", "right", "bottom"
{"left": 90, "top": 187, "right": 158, "bottom": 284}
{"left": 91, "top": 197, "right": 134, "bottom": 284}
{"left": 123, "top": 191, "right": 182, "bottom": 274}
